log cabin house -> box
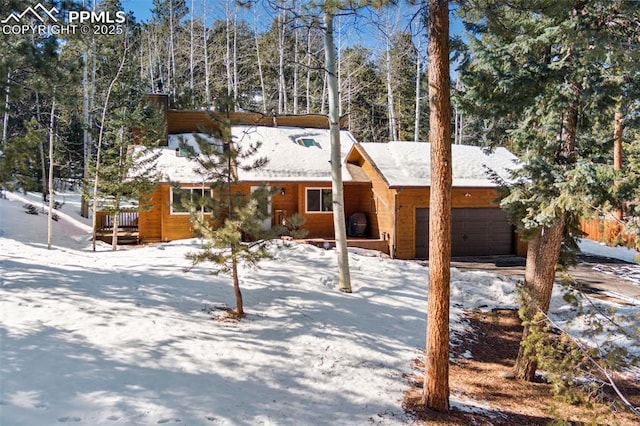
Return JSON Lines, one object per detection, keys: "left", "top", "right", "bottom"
{"left": 106, "top": 95, "right": 384, "bottom": 252}
{"left": 97, "top": 94, "right": 524, "bottom": 259}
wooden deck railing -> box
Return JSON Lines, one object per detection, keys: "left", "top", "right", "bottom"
{"left": 96, "top": 210, "right": 139, "bottom": 232}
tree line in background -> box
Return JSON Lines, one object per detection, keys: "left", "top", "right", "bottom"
{"left": 0, "top": 0, "right": 440, "bottom": 200}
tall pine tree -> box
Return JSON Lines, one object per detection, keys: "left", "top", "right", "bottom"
{"left": 185, "top": 103, "right": 277, "bottom": 318}
{"left": 458, "top": 0, "right": 640, "bottom": 381}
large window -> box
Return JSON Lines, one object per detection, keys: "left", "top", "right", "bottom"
{"left": 171, "top": 187, "right": 213, "bottom": 214}
{"left": 306, "top": 188, "right": 332, "bottom": 213}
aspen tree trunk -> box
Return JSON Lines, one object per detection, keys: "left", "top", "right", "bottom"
{"left": 92, "top": 46, "right": 128, "bottom": 251}
{"left": 47, "top": 98, "right": 55, "bottom": 250}
{"left": 35, "top": 92, "right": 48, "bottom": 204}
{"left": 111, "top": 197, "right": 120, "bottom": 250}
{"left": 111, "top": 132, "right": 125, "bottom": 250}
{"left": 233, "top": 8, "right": 239, "bottom": 106}
{"left": 2, "top": 71, "right": 9, "bottom": 144}
{"left": 320, "top": 72, "right": 327, "bottom": 115}
{"left": 385, "top": 35, "right": 398, "bottom": 141}
{"left": 422, "top": 0, "right": 451, "bottom": 412}
{"left": 293, "top": 22, "right": 300, "bottom": 114}
{"left": 81, "top": 43, "right": 91, "bottom": 217}
{"left": 414, "top": 37, "right": 421, "bottom": 142}
{"left": 278, "top": 11, "right": 288, "bottom": 113}
{"left": 139, "top": 34, "right": 144, "bottom": 83}
{"left": 169, "top": 0, "right": 177, "bottom": 98}
{"left": 306, "top": 28, "right": 312, "bottom": 113}
{"left": 189, "top": 0, "right": 195, "bottom": 105}
{"left": 146, "top": 32, "right": 155, "bottom": 90}
{"left": 225, "top": 0, "right": 232, "bottom": 97}
{"left": 254, "top": 21, "right": 267, "bottom": 113}
{"left": 203, "top": 0, "right": 211, "bottom": 106}
{"left": 337, "top": 16, "right": 342, "bottom": 116}
{"left": 324, "top": 11, "right": 351, "bottom": 293}
{"left": 347, "top": 59, "right": 352, "bottom": 130}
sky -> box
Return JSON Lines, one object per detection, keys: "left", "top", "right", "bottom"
{"left": 120, "top": 0, "right": 153, "bottom": 22}
{"left": 116, "top": 0, "right": 465, "bottom": 50}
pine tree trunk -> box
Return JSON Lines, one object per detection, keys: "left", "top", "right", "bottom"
{"left": 514, "top": 48, "right": 580, "bottom": 380}
{"left": 613, "top": 109, "right": 623, "bottom": 221}
{"left": 232, "top": 248, "right": 244, "bottom": 316}
{"left": 422, "top": 0, "right": 451, "bottom": 412}
{"left": 513, "top": 218, "right": 565, "bottom": 381}
{"left": 324, "top": 11, "right": 351, "bottom": 294}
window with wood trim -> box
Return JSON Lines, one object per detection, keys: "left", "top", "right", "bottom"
{"left": 306, "top": 188, "right": 332, "bottom": 213}
{"left": 171, "top": 187, "right": 213, "bottom": 214}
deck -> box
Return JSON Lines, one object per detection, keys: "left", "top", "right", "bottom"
{"left": 95, "top": 210, "right": 390, "bottom": 255}
{"left": 95, "top": 211, "right": 139, "bottom": 244}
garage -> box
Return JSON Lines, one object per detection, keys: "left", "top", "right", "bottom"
{"left": 415, "top": 208, "right": 513, "bottom": 258}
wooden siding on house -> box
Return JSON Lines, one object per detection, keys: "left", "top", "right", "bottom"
{"left": 159, "top": 183, "right": 195, "bottom": 241}
{"left": 394, "top": 187, "right": 508, "bottom": 260}
{"left": 297, "top": 182, "right": 374, "bottom": 239}
{"left": 347, "top": 147, "right": 396, "bottom": 255}
{"left": 268, "top": 183, "right": 299, "bottom": 227}
{"left": 163, "top": 109, "right": 347, "bottom": 143}
{"left": 136, "top": 181, "right": 375, "bottom": 242}
{"left": 138, "top": 186, "right": 163, "bottom": 242}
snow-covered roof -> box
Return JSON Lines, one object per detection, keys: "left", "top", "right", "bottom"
{"left": 149, "top": 126, "right": 358, "bottom": 183}
{"left": 357, "top": 141, "right": 518, "bottom": 187}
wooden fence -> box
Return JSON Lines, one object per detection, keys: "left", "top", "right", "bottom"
{"left": 580, "top": 217, "right": 638, "bottom": 249}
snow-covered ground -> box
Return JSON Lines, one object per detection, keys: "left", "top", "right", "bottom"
{"left": 1, "top": 192, "right": 638, "bottom": 425}
{"left": 578, "top": 239, "right": 640, "bottom": 286}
